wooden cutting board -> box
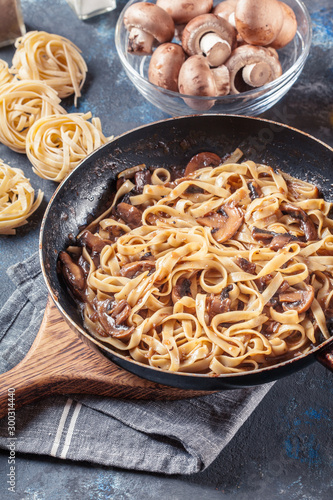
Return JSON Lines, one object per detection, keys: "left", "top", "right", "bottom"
{"left": 0, "top": 298, "right": 209, "bottom": 419}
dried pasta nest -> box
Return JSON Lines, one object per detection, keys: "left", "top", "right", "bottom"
{"left": 0, "top": 59, "right": 13, "bottom": 87}
{"left": 0, "top": 79, "right": 65, "bottom": 153}
{"left": 26, "top": 112, "right": 111, "bottom": 182}
{"left": 0, "top": 159, "right": 43, "bottom": 235}
{"left": 11, "top": 31, "right": 87, "bottom": 106}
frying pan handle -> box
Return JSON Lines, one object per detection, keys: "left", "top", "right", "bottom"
{"left": 316, "top": 342, "right": 333, "bottom": 372}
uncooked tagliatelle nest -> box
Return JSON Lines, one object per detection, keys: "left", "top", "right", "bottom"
{"left": 0, "top": 59, "right": 13, "bottom": 87}
{"left": 0, "top": 160, "right": 43, "bottom": 235}
{"left": 26, "top": 112, "right": 111, "bottom": 182}
{"left": 0, "top": 79, "right": 65, "bottom": 153}
{"left": 11, "top": 31, "right": 87, "bottom": 106}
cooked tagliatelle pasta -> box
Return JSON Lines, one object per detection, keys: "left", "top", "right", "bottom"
{"left": 0, "top": 80, "right": 65, "bottom": 153}
{"left": 26, "top": 112, "right": 111, "bottom": 182}
{"left": 58, "top": 152, "right": 333, "bottom": 374}
{"left": 0, "top": 160, "right": 43, "bottom": 235}
{"left": 11, "top": 31, "right": 87, "bottom": 106}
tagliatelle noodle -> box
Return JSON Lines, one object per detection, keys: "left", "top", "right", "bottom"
{"left": 26, "top": 112, "right": 111, "bottom": 182}
{"left": 11, "top": 31, "right": 87, "bottom": 106}
{"left": 62, "top": 158, "right": 333, "bottom": 374}
{"left": 0, "top": 160, "right": 43, "bottom": 235}
{"left": 0, "top": 59, "right": 13, "bottom": 87}
{"left": 0, "top": 80, "right": 65, "bottom": 153}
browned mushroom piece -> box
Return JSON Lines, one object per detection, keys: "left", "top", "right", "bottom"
{"left": 123, "top": 2, "right": 175, "bottom": 55}
{"left": 120, "top": 260, "right": 156, "bottom": 279}
{"left": 156, "top": 0, "right": 213, "bottom": 25}
{"left": 279, "top": 285, "right": 315, "bottom": 314}
{"left": 270, "top": 2, "right": 298, "bottom": 49}
{"left": 207, "top": 293, "right": 231, "bottom": 321}
{"left": 134, "top": 168, "right": 152, "bottom": 194}
{"left": 116, "top": 202, "right": 143, "bottom": 229}
{"left": 247, "top": 180, "right": 262, "bottom": 199}
{"left": 252, "top": 226, "right": 299, "bottom": 250}
{"left": 182, "top": 14, "right": 237, "bottom": 67}
{"left": 178, "top": 55, "right": 230, "bottom": 110}
{"left": 185, "top": 151, "right": 221, "bottom": 176}
{"left": 281, "top": 203, "right": 318, "bottom": 241}
{"left": 236, "top": 257, "right": 256, "bottom": 274}
{"left": 96, "top": 298, "right": 134, "bottom": 339}
{"left": 58, "top": 251, "right": 86, "bottom": 299}
{"left": 148, "top": 43, "right": 186, "bottom": 92}
{"left": 79, "top": 230, "right": 111, "bottom": 255}
{"left": 225, "top": 44, "right": 282, "bottom": 94}
{"left": 197, "top": 204, "right": 244, "bottom": 243}
{"left": 171, "top": 276, "right": 195, "bottom": 304}
{"left": 235, "top": 0, "right": 284, "bottom": 46}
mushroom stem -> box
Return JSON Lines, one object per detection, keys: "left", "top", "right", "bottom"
{"left": 199, "top": 33, "right": 232, "bottom": 66}
{"left": 128, "top": 27, "right": 155, "bottom": 55}
{"left": 242, "top": 61, "right": 272, "bottom": 87}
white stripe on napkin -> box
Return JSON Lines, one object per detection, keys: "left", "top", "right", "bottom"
{"left": 50, "top": 398, "right": 73, "bottom": 457}
{"left": 60, "top": 402, "right": 82, "bottom": 459}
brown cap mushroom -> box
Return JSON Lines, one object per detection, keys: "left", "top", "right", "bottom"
{"left": 196, "top": 204, "right": 244, "bottom": 243}
{"left": 178, "top": 55, "right": 230, "bottom": 110}
{"left": 213, "top": 0, "right": 238, "bottom": 21}
{"left": 225, "top": 45, "right": 282, "bottom": 94}
{"left": 156, "top": 0, "right": 213, "bottom": 25}
{"left": 123, "top": 2, "right": 175, "bottom": 55}
{"left": 235, "top": 0, "right": 284, "bottom": 46}
{"left": 148, "top": 43, "right": 186, "bottom": 92}
{"left": 185, "top": 152, "right": 221, "bottom": 176}
{"left": 182, "top": 14, "right": 237, "bottom": 67}
{"left": 270, "top": 2, "right": 298, "bottom": 49}
{"left": 279, "top": 285, "right": 315, "bottom": 314}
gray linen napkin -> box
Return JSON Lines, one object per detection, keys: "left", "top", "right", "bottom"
{"left": 0, "top": 252, "right": 273, "bottom": 474}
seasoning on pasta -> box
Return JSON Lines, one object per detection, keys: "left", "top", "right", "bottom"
{"left": 0, "top": 59, "right": 12, "bottom": 87}
{"left": 0, "top": 159, "right": 43, "bottom": 235}
{"left": 58, "top": 153, "right": 333, "bottom": 375}
{"left": 0, "top": 79, "right": 65, "bottom": 153}
{"left": 26, "top": 112, "right": 111, "bottom": 182}
{"left": 11, "top": 31, "right": 87, "bottom": 106}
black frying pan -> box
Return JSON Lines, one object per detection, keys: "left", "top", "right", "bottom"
{"left": 40, "top": 115, "right": 333, "bottom": 390}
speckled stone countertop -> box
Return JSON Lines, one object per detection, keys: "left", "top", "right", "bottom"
{"left": 0, "top": 1, "right": 332, "bottom": 499}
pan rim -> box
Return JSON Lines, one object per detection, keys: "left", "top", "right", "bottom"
{"left": 39, "top": 114, "right": 333, "bottom": 381}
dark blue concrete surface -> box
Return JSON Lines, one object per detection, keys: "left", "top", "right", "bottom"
{"left": 0, "top": 0, "right": 332, "bottom": 498}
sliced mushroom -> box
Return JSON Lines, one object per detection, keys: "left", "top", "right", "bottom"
{"left": 120, "top": 260, "right": 155, "bottom": 279}
{"left": 182, "top": 14, "right": 237, "bottom": 67}
{"left": 225, "top": 45, "right": 282, "bottom": 94}
{"left": 252, "top": 226, "right": 299, "bottom": 250}
{"left": 134, "top": 168, "right": 152, "bottom": 194}
{"left": 79, "top": 230, "right": 111, "bottom": 255}
{"left": 247, "top": 180, "right": 262, "bottom": 200}
{"left": 185, "top": 151, "right": 221, "bottom": 176}
{"left": 279, "top": 285, "right": 315, "bottom": 313}
{"left": 281, "top": 203, "right": 318, "bottom": 241}
{"left": 270, "top": 2, "right": 297, "bottom": 50}
{"left": 236, "top": 257, "right": 256, "bottom": 274}
{"left": 58, "top": 251, "right": 86, "bottom": 299}
{"left": 235, "top": 0, "right": 284, "bottom": 46}
{"left": 124, "top": 2, "right": 174, "bottom": 55}
{"left": 172, "top": 276, "right": 194, "bottom": 304}
{"left": 96, "top": 298, "right": 134, "bottom": 339}
{"left": 207, "top": 293, "right": 231, "bottom": 322}
{"left": 156, "top": 0, "right": 213, "bottom": 25}
{"left": 116, "top": 202, "right": 142, "bottom": 229}
{"left": 148, "top": 42, "right": 186, "bottom": 92}
{"left": 197, "top": 204, "right": 244, "bottom": 243}
{"left": 178, "top": 55, "right": 230, "bottom": 110}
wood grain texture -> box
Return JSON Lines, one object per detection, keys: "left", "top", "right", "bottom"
{"left": 0, "top": 298, "right": 210, "bottom": 419}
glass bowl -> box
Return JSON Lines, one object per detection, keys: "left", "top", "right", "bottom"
{"left": 115, "top": 0, "right": 312, "bottom": 116}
